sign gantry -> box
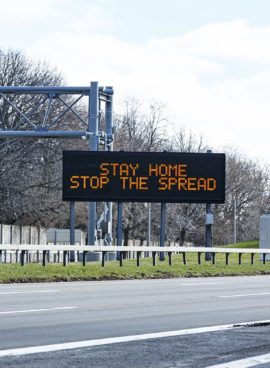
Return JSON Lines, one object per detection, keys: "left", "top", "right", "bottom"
{"left": 0, "top": 82, "right": 114, "bottom": 247}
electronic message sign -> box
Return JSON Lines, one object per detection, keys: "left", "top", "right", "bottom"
{"left": 63, "top": 151, "right": 225, "bottom": 203}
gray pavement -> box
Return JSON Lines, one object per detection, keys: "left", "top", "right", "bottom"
{"left": 1, "top": 276, "right": 270, "bottom": 367}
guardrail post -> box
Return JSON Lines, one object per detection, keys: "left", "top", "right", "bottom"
{"left": 238, "top": 253, "right": 242, "bottom": 265}
{"left": 4, "top": 250, "right": 7, "bottom": 263}
{"left": 198, "top": 252, "right": 201, "bottom": 265}
{"left": 251, "top": 253, "right": 254, "bottom": 265}
{"left": 137, "top": 252, "right": 141, "bottom": 267}
{"left": 226, "top": 253, "right": 229, "bottom": 265}
{"left": 16, "top": 250, "right": 19, "bottom": 264}
{"left": 182, "top": 252, "right": 186, "bottom": 265}
{"left": 168, "top": 252, "right": 172, "bottom": 266}
{"left": 36, "top": 251, "right": 40, "bottom": 264}
{"left": 263, "top": 253, "right": 266, "bottom": 264}
{"left": 63, "top": 251, "right": 68, "bottom": 267}
{"left": 82, "top": 251, "right": 87, "bottom": 267}
{"left": 212, "top": 252, "right": 215, "bottom": 265}
{"left": 58, "top": 250, "right": 60, "bottom": 263}
{"left": 42, "top": 251, "right": 47, "bottom": 267}
{"left": 21, "top": 250, "right": 25, "bottom": 266}
{"left": 152, "top": 252, "right": 156, "bottom": 266}
{"left": 102, "top": 251, "right": 106, "bottom": 267}
{"left": 119, "top": 251, "right": 123, "bottom": 267}
{"left": 0, "top": 250, "right": 2, "bottom": 266}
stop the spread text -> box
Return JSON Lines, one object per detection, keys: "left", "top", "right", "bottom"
{"left": 69, "top": 163, "right": 217, "bottom": 192}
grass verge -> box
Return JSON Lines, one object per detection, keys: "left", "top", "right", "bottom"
{"left": 0, "top": 239, "right": 269, "bottom": 283}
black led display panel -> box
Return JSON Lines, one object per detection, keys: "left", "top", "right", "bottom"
{"left": 63, "top": 151, "right": 225, "bottom": 203}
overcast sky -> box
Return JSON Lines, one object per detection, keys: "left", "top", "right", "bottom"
{"left": 1, "top": 0, "right": 270, "bottom": 164}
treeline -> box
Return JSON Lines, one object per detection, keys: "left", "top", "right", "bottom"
{"left": 0, "top": 50, "right": 269, "bottom": 245}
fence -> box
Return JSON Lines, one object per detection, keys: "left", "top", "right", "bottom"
{"left": 0, "top": 224, "right": 47, "bottom": 263}
{"left": 0, "top": 244, "right": 269, "bottom": 267}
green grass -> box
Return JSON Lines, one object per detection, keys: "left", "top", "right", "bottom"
{"left": 221, "top": 239, "right": 259, "bottom": 249}
{"left": 0, "top": 239, "right": 269, "bottom": 283}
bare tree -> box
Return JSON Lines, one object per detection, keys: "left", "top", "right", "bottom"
{"left": 112, "top": 98, "right": 168, "bottom": 244}
{"left": 0, "top": 49, "right": 88, "bottom": 227}
{"left": 213, "top": 149, "right": 269, "bottom": 244}
{"left": 164, "top": 129, "right": 208, "bottom": 245}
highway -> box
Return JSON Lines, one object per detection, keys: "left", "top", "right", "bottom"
{"left": 1, "top": 276, "right": 270, "bottom": 367}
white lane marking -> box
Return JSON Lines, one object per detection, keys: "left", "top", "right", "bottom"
{"left": 0, "top": 319, "right": 269, "bottom": 358}
{"left": 0, "top": 306, "right": 78, "bottom": 315}
{"left": 181, "top": 282, "right": 224, "bottom": 286}
{"left": 219, "top": 292, "right": 270, "bottom": 298}
{"left": 0, "top": 290, "right": 59, "bottom": 295}
{"left": 206, "top": 352, "right": 270, "bottom": 367}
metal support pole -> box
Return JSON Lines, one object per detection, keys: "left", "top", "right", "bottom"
{"left": 70, "top": 201, "right": 75, "bottom": 262}
{"left": 205, "top": 149, "right": 213, "bottom": 261}
{"left": 117, "top": 202, "right": 123, "bottom": 260}
{"left": 105, "top": 95, "right": 113, "bottom": 245}
{"left": 88, "top": 82, "right": 99, "bottom": 247}
{"left": 205, "top": 203, "right": 212, "bottom": 261}
{"left": 146, "top": 203, "right": 151, "bottom": 257}
{"left": 159, "top": 202, "right": 166, "bottom": 261}
{"left": 233, "top": 199, "right": 237, "bottom": 244}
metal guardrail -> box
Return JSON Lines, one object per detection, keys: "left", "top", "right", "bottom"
{"left": 0, "top": 244, "right": 269, "bottom": 267}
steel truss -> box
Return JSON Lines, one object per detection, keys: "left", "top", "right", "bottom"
{"left": 0, "top": 82, "right": 114, "bottom": 248}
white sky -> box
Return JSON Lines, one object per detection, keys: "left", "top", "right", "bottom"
{"left": 1, "top": 0, "right": 270, "bottom": 164}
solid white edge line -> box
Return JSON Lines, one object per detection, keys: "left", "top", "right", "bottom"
{"left": 0, "top": 307, "right": 78, "bottom": 315}
{"left": 181, "top": 283, "right": 224, "bottom": 286}
{"left": 219, "top": 292, "right": 270, "bottom": 298}
{"left": 0, "top": 290, "right": 59, "bottom": 295}
{"left": 0, "top": 320, "right": 269, "bottom": 358}
{"left": 206, "top": 352, "right": 270, "bottom": 368}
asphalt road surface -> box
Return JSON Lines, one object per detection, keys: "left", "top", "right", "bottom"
{"left": 1, "top": 276, "right": 270, "bottom": 367}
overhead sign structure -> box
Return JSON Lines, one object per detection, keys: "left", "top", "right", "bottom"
{"left": 63, "top": 151, "right": 225, "bottom": 203}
